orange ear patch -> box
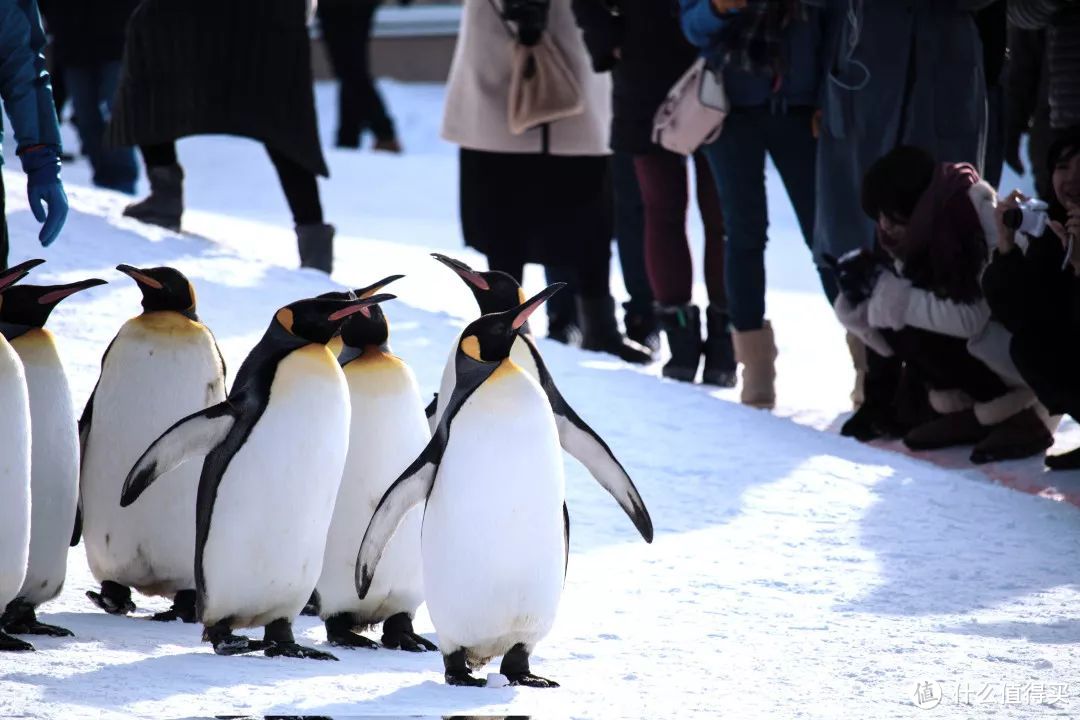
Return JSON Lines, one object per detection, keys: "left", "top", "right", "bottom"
{"left": 276, "top": 308, "right": 295, "bottom": 334}
{"left": 460, "top": 335, "right": 482, "bottom": 361}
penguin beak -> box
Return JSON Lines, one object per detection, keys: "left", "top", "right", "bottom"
{"left": 511, "top": 283, "right": 566, "bottom": 330}
{"left": 355, "top": 274, "right": 405, "bottom": 300}
{"left": 116, "top": 264, "right": 163, "bottom": 290}
{"left": 0, "top": 259, "right": 46, "bottom": 292}
{"left": 431, "top": 253, "right": 490, "bottom": 291}
{"left": 327, "top": 293, "right": 396, "bottom": 322}
{"left": 36, "top": 278, "right": 108, "bottom": 305}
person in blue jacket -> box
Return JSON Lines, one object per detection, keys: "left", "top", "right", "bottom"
{"left": 680, "top": 0, "right": 837, "bottom": 410}
{"left": 0, "top": 0, "right": 68, "bottom": 270}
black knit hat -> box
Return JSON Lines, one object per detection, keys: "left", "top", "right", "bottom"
{"left": 861, "top": 146, "right": 936, "bottom": 223}
{"left": 1047, "top": 125, "right": 1080, "bottom": 171}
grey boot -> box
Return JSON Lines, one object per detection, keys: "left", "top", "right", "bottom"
{"left": 577, "top": 295, "right": 652, "bottom": 365}
{"left": 123, "top": 164, "right": 184, "bottom": 231}
{"left": 297, "top": 223, "right": 335, "bottom": 273}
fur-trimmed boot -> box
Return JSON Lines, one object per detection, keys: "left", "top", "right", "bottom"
{"left": 656, "top": 304, "right": 702, "bottom": 382}
{"left": 123, "top": 164, "right": 184, "bottom": 231}
{"left": 297, "top": 223, "right": 335, "bottom": 273}
{"left": 703, "top": 306, "right": 737, "bottom": 388}
{"left": 846, "top": 332, "right": 867, "bottom": 409}
{"left": 732, "top": 321, "right": 777, "bottom": 408}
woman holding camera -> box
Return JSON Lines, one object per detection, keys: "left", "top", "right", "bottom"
{"left": 835, "top": 146, "right": 1054, "bottom": 463}
{"left": 983, "top": 129, "right": 1080, "bottom": 469}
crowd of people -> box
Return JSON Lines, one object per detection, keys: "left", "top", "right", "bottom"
{"left": 0, "top": 0, "right": 1078, "bottom": 469}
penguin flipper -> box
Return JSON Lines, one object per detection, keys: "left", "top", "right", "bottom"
{"left": 120, "top": 402, "right": 238, "bottom": 507}
{"left": 523, "top": 336, "right": 654, "bottom": 543}
{"left": 70, "top": 505, "right": 82, "bottom": 547}
{"left": 355, "top": 448, "right": 438, "bottom": 599}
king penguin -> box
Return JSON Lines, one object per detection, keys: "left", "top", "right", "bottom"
{"left": 0, "top": 259, "right": 47, "bottom": 652}
{"left": 121, "top": 292, "right": 393, "bottom": 660}
{"left": 314, "top": 275, "right": 436, "bottom": 652}
{"left": 430, "top": 254, "right": 653, "bottom": 550}
{"left": 0, "top": 277, "right": 107, "bottom": 640}
{"left": 355, "top": 284, "right": 653, "bottom": 687}
{"left": 79, "top": 265, "right": 227, "bottom": 622}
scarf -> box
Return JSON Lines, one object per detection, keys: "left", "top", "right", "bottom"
{"left": 716, "top": 0, "right": 801, "bottom": 81}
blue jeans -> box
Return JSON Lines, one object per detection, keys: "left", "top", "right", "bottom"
{"left": 702, "top": 106, "right": 837, "bottom": 331}
{"left": 67, "top": 62, "right": 137, "bottom": 194}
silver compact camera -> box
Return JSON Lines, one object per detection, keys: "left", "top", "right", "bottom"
{"left": 1002, "top": 198, "right": 1049, "bottom": 236}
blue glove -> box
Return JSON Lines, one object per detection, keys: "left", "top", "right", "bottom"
{"left": 19, "top": 145, "right": 69, "bottom": 247}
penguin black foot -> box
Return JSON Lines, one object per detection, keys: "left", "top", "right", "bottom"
{"left": 381, "top": 612, "right": 437, "bottom": 652}
{"left": 443, "top": 648, "right": 485, "bottom": 686}
{"left": 2, "top": 600, "right": 74, "bottom": 637}
{"left": 150, "top": 589, "right": 198, "bottom": 623}
{"left": 265, "top": 642, "right": 339, "bottom": 661}
{"left": 0, "top": 631, "right": 35, "bottom": 652}
{"left": 500, "top": 643, "right": 558, "bottom": 688}
{"left": 204, "top": 619, "right": 269, "bottom": 656}
{"left": 86, "top": 581, "right": 135, "bottom": 615}
{"left": 325, "top": 613, "right": 378, "bottom": 649}
{"left": 300, "top": 590, "right": 320, "bottom": 617}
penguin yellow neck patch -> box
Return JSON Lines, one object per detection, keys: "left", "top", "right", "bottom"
{"left": 517, "top": 288, "right": 527, "bottom": 305}
{"left": 460, "top": 335, "right": 482, "bottom": 361}
{"left": 276, "top": 308, "right": 295, "bottom": 335}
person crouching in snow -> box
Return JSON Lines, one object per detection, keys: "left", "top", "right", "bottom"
{"left": 983, "top": 128, "right": 1080, "bottom": 470}
{"left": 833, "top": 145, "right": 1054, "bottom": 464}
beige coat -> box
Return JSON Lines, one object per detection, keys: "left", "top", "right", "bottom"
{"left": 441, "top": 0, "right": 612, "bottom": 156}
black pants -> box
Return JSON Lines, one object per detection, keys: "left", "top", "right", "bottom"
{"left": 0, "top": 170, "right": 8, "bottom": 271}
{"left": 612, "top": 151, "right": 653, "bottom": 315}
{"left": 1012, "top": 333, "right": 1080, "bottom": 419}
{"left": 318, "top": 0, "right": 395, "bottom": 145}
{"left": 879, "top": 326, "right": 1009, "bottom": 403}
{"left": 140, "top": 142, "right": 323, "bottom": 226}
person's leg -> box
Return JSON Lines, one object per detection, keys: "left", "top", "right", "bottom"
{"left": 694, "top": 151, "right": 736, "bottom": 387}
{"left": 88, "top": 62, "right": 138, "bottom": 194}
{"left": 611, "top": 151, "right": 656, "bottom": 349}
{"left": 634, "top": 150, "right": 699, "bottom": 380}
{"left": 543, "top": 264, "right": 580, "bottom": 344}
{"left": 703, "top": 110, "right": 776, "bottom": 406}
{"left": 267, "top": 145, "right": 331, "bottom": 272}
{"left": 1, "top": 170, "right": 8, "bottom": 271}
{"left": 356, "top": 1, "right": 397, "bottom": 147}
{"left": 65, "top": 66, "right": 104, "bottom": 167}
{"left": 317, "top": 0, "right": 363, "bottom": 148}
{"left": 123, "top": 142, "right": 182, "bottom": 229}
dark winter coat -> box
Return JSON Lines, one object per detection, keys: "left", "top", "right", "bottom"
{"left": 0, "top": 0, "right": 61, "bottom": 166}
{"left": 38, "top": 0, "right": 139, "bottom": 67}
{"left": 983, "top": 232, "right": 1080, "bottom": 416}
{"left": 803, "top": 0, "right": 992, "bottom": 263}
{"left": 107, "top": 0, "right": 328, "bottom": 177}
{"left": 572, "top": 0, "right": 697, "bottom": 154}
{"left": 1006, "top": 26, "right": 1053, "bottom": 197}
{"left": 1009, "top": 0, "right": 1080, "bottom": 130}
{"left": 680, "top": 0, "right": 822, "bottom": 109}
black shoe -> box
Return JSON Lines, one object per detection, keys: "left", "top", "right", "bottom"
{"left": 702, "top": 305, "right": 736, "bottom": 388}
{"left": 123, "top": 164, "right": 183, "bottom": 231}
{"left": 841, "top": 402, "right": 905, "bottom": 442}
{"left": 576, "top": 295, "right": 652, "bottom": 365}
{"left": 546, "top": 314, "right": 582, "bottom": 346}
{"left": 297, "top": 223, "right": 334, "bottom": 273}
{"left": 1046, "top": 444, "right": 1080, "bottom": 471}
{"left": 624, "top": 307, "right": 660, "bottom": 355}
{"left": 656, "top": 304, "right": 701, "bottom": 382}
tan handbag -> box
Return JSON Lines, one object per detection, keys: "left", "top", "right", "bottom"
{"left": 508, "top": 35, "right": 585, "bottom": 135}
{"left": 487, "top": 0, "right": 585, "bottom": 135}
{"left": 652, "top": 57, "right": 729, "bottom": 155}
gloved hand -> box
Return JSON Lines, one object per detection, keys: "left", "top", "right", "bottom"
{"left": 503, "top": 0, "right": 549, "bottom": 46}
{"left": 19, "top": 145, "right": 68, "bottom": 247}
{"left": 867, "top": 270, "right": 912, "bottom": 331}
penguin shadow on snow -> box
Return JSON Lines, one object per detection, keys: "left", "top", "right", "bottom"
{"left": 265, "top": 679, "right": 519, "bottom": 717}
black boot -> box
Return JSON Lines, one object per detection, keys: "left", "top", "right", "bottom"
{"left": 1046, "top": 444, "right": 1080, "bottom": 470}
{"left": 702, "top": 306, "right": 736, "bottom": 388}
{"left": 123, "top": 164, "right": 183, "bottom": 230}
{"left": 623, "top": 305, "right": 660, "bottom": 355}
{"left": 576, "top": 295, "right": 652, "bottom": 365}
{"left": 297, "top": 223, "right": 334, "bottom": 273}
{"left": 841, "top": 348, "right": 904, "bottom": 441}
{"left": 656, "top": 304, "right": 702, "bottom": 382}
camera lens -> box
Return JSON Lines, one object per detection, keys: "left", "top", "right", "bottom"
{"left": 1002, "top": 208, "right": 1023, "bottom": 230}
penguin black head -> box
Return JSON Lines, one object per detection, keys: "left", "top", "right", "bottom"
{"left": 0, "top": 259, "right": 47, "bottom": 296}
{"left": 431, "top": 253, "right": 525, "bottom": 315}
{"left": 458, "top": 283, "right": 565, "bottom": 363}
{"left": 336, "top": 274, "right": 404, "bottom": 349}
{"left": 273, "top": 293, "right": 397, "bottom": 345}
{"left": 117, "top": 264, "right": 198, "bottom": 318}
{"left": 0, "top": 278, "right": 107, "bottom": 336}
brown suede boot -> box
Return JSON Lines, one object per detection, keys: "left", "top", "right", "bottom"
{"left": 732, "top": 321, "right": 777, "bottom": 409}
{"left": 970, "top": 408, "right": 1055, "bottom": 464}
{"left": 903, "top": 408, "right": 988, "bottom": 451}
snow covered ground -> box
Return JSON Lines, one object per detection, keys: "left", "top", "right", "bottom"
{"left": 1, "top": 82, "right": 1078, "bottom": 718}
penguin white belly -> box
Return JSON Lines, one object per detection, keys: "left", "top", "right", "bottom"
{"left": 13, "top": 330, "right": 78, "bottom": 606}
{"left": 81, "top": 314, "right": 225, "bottom": 596}
{"left": 201, "top": 345, "right": 349, "bottom": 629}
{"left": 317, "top": 352, "right": 428, "bottom": 624}
{"left": 433, "top": 333, "right": 538, "bottom": 428}
{"left": 0, "top": 340, "right": 31, "bottom": 609}
{"left": 423, "top": 364, "right": 564, "bottom": 664}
